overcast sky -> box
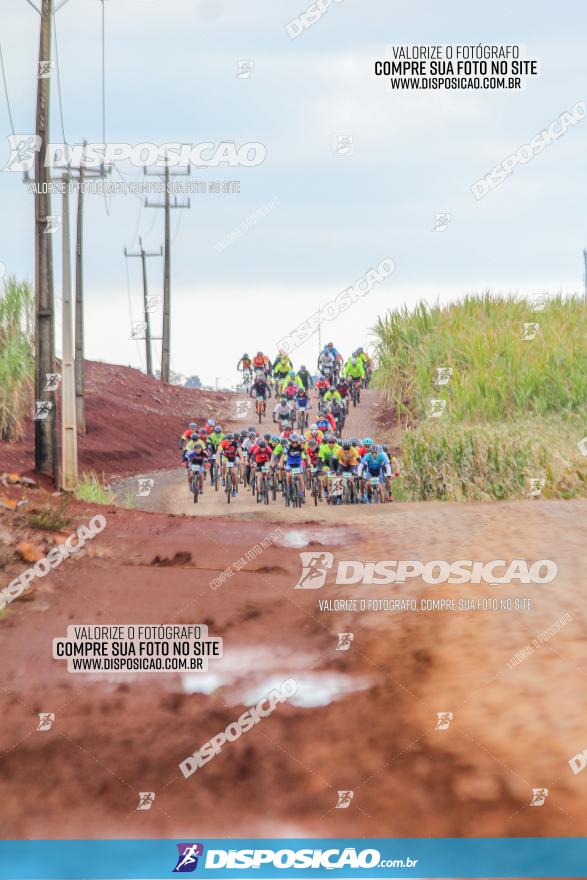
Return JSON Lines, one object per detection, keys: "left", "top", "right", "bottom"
{"left": 1, "top": 0, "right": 586, "bottom": 386}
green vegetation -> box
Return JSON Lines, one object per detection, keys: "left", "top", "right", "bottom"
{"left": 73, "top": 472, "right": 116, "bottom": 505}
{"left": 0, "top": 277, "right": 34, "bottom": 441}
{"left": 25, "top": 499, "right": 72, "bottom": 532}
{"left": 372, "top": 294, "right": 587, "bottom": 501}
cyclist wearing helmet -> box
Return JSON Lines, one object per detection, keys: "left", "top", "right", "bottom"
{"left": 219, "top": 432, "right": 243, "bottom": 497}
{"left": 296, "top": 365, "right": 313, "bottom": 391}
{"left": 343, "top": 355, "right": 365, "bottom": 381}
{"left": 179, "top": 421, "right": 198, "bottom": 450}
{"left": 237, "top": 354, "right": 252, "bottom": 372}
{"left": 317, "top": 345, "right": 336, "bottom": 379}
{"left": 205, "top": 418, "right": 216, "bottom": 435}
{"left": 273, "top": 395, "right": 294, "bottom": 429}
{"left": 358, "top": 444, "right": 390, "bottom": 503}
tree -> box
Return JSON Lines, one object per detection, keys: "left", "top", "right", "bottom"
{"left": 184, "top": 375, "right": 202, "bottom": 389}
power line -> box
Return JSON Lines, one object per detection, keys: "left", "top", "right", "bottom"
{"left": 52, "top": 10, "right": 67, "bottom": 144}
{"left": 0, "top": 42, "right": 16, "bottom": 136}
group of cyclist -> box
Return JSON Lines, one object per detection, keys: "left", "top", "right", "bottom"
{"left": 179, "top": 342, "right": 398, "bottom": 506}
{"left": 237, "top": 343, "right": 373, "bottom": 425}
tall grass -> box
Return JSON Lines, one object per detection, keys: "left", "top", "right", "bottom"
{"left": 373, "top": 294, "right": 587, "bottom": 425}
{"left": 0, "top": 277, "right": 34, "bottom": 441}
{"left": 372, "top": 294, "right": 587, "bottom": 501}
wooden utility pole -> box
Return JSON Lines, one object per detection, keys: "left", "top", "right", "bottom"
{"left": 124, "top": 238, "right": 162, "bottom": 376}
{"left": 75, "top": 151, "right": 86, "bottom": 432}
{"left": 60, "top": 172, "right": 77, "bottom": 489}
{"left": 34, "top": 0, "right": 57, "bottom": 481}
{"left": 145, "top": 163, "right": 190, "bottom": 382}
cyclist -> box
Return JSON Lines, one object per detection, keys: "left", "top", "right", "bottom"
{"left": 305, "top": 423, "right": 325, "bottom": 445}
{"left": 237, "top": 353, "right": 252, "bottom": 375}
{"left": 318, "top": 434, "right": 341, "bottom": 498}
{"left": 185, "top": 437, "right": 209, "bottom": 495}
{"left": 325, "top": 342, "right": 343, "bottom": 381}
{"left": 280, "top": 433, "right": 307, "bottom": 503}
{"left": 327, "top": 398, "right": 345, "bottom": 433}
{"left": 250, "top": 439, "right": 273, "bottom": 496}
{"left": 205, "top": 418, "right": 216, "bottom": 435}
{"left": 179, "top": 421, "right": 198, "bottom": 450}
{"left": 272, "top": 350, "right": 293, "bottom": 392}
{"left": 317, "top": 345, "right": 336, "bottom": 380}
{"left": 343, "top": 355, "right": 366, "bottom": 382}
{"left": 296, "top": 365, "right": 313, "bottom": 391}
{"left": 323, "top": 386, "right": 342, "bottom": 406}
{"left": 218, "top": 432, "right": 242, "bottom": 497}
{"left": 251, "top": 371, "right": 270, "bottom": 402}
{"left": 273, "top": 395, "right": 294, "bottom": 431}
{"left": 335, "top": 377, "right": 351, "bottom": 412}
{"left": 295, "top": 385, "right": 310, "bottom": 426}
{"left": 359, "top": 444, "right": 392, "bottom": 503}
{"left": 284, "top": 376, "right": 301, "bottom": 402}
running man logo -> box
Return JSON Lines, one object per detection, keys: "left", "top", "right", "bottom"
{"left": 334, "top": 135, "right": 353, "bottom": 155}
{"left": 36, "top": 713, "right": 55, "bottom": 732}
{"left": 44, "top": 216, "right": 62, "bottom": 235}
{"left": 577, "top": 437, "right": 587, "bottom": 457}
{"left": 3, "top": 135, "right": 41, "bottom": 172}
{"left": 522, "top": 322, "right": 539, "bottom": 341}
{"left": 38, "top": 61, "right": 55, "bottom": 79}
{"left": 530, "top": 293, "right": 549, "bottom": 312}
{"left": 295, "top": 552, "right": 334, "bottom": 589}
{"left": 435, "top": 367, "right": 452, "bottom": 386}
{"left": 44, "top": 373, "right": 61, "bottom": 392}
{"left": 136, "top": 792, "right": 155, "bottom": 811}
{"left": 428, "top": 399, "right": 446, "bottom": 418}
{"left": 528, "top": 477, "right": 545, "bottom": 497}
{"left": 173, "top": 843, "right": 204, "bottom": 873}
{"left": 145, "top": 295, "right": 161, "bottom": 313}
{"left": 34, "top": 400, "right": 54, "bottom": 421}
{"left": 432, "top": 212, "right": 451, "bottom": 232}
{"left": 335, "top": 790, "right": 354, "bottom": 809}
{"left": 530, "top": 788, "right": 549, "bottom": 807}
{"left": 236, "top": 60, "right": 254, "bottom": 79}
{"left": 336, "top": 632, "right": 354, "bottom": 651}
{"left": 136, "top": 478, "right": 155, "bottom": 498}
{"left": 435, "top": 712, "right": 453, "bottom": 731}
{"left": 130, "top": 321, "right": 147, "bottom": 340}
{"left": 569, "top": 749, "right": 587, "bottom": 775}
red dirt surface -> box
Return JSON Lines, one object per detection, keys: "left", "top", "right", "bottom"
{"left": 0, "top": 361, "right": 234, "bottom": 481}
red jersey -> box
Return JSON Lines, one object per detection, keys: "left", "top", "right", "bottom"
{"left": 220, "top": 439, "right": 239, "bottom": 460}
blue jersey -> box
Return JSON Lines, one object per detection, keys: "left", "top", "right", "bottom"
{"left": 362, "top": 452, "right": 387, "bottom": 475}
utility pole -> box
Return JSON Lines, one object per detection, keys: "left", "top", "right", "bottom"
{"left": 145, "top": 162, "right": 190, "bottom": 382}
{"left": 60, "top": 172, "right": 77, "bottom": 490}
{"left": 34, "top": 0, "right": 57, "bottom": 482}
{"left": 73, "top": 144, "right": 110, "bottom": 433}
{"left": 124, "top": 238, "right": 163, "bottom": 376}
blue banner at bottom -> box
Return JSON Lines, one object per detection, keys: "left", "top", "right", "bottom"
{"left": 0, "top": 838, "right": 585, "bottom": 879}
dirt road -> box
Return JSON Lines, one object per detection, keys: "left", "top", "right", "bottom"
{"left": 1, "top": 389, "right": 586, "bottom": 841}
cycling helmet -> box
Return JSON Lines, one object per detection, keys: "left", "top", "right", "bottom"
{"left": 248, "top": 430, "right": 256, "bottom": 439}
{"left": 279, "top": 432, "right": 287, "bottom": 441}
{"left": 342, "top": 440, "right": 351, "bottom": 450}
{"left": 327, "top": 342, "right": 334, "bottom": 348}
{"left": 247, "top": 425, "right": 255, "bottom": 432}
{"left": 243, "top": 353, "right": 250, "bottom": 358}
{"left": 189, "top": 422, "right": 197, "bottom": 430}
{"left": 300, "top": 365, "right": 307, "bottom": 371}
{"left": 374, "top": 445, "right": 383, "bottom": 454}
{"left": 289, "top": 370, "right": 295, "bottom": 377}
{"left": 258, "top": 440, "right": 267, "bottom": 449}
{"left": 363, "top": 437, "right": 374, "bottom": 447}
{"left": 290, "top": 432, "right": 300, "bottom": 442}
{"left": 350, "top": 438, "right": 359, "bottom": 447}
{"left": 271, "top": 434, "right": 279, "bottom": 443}
{"left": 199, "top": 427, "right": 207, "bottom": 437}
{"left": 326, "top": 435, "right": 336, "bottom": 444}
{"left": 225, "top": 432, "right": 234, "bottom": 440}
{"left": 381, "top": 444, "right": 390, "bottom": 454}
{"left": 257, "top": 351, "right": 263, "bottom": 357}
{"left": 308, "top": 439, "right": 318, "bottom": 450}
{"left": 263, "top": 432, "right": 271, "bottom": 440}
{"left": 280, "top": 395, "right": 287, "bottom": 402}
{"left": 207, "top": 418, "right": 215, "bottom": 426}
{"left": 357, "top": 346, "right": 364, "bottom": 353}
{"left": 214, "top": 426, "right": 222, "bottom": 433}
